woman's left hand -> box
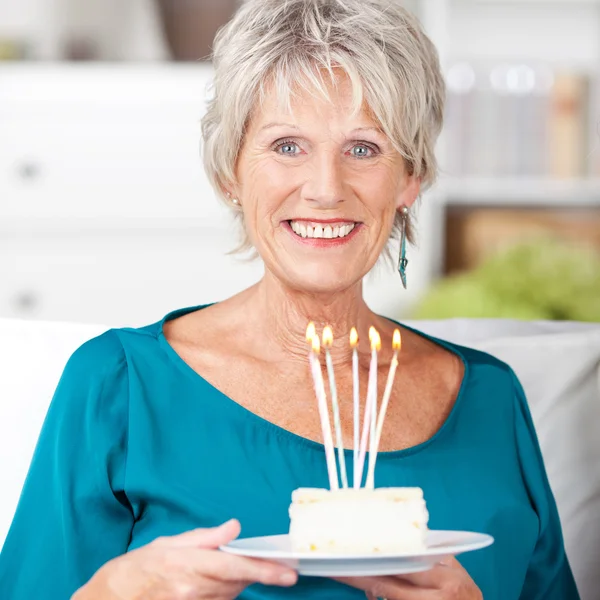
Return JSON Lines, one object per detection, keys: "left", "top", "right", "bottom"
{"left": 336, "top": 556, "right": 482, "bottom": 600}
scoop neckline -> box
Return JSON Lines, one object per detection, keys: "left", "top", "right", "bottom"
{"left": 157, "top": 304, "right": 470, "bottom": 460}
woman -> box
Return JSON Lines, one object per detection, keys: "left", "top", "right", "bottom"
{"left": 0, "top": 0, "right": 578, "bottom": 599}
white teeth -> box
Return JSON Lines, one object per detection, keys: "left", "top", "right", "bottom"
{"left": 290, "top": 221, "right": 356, "bottom": 240}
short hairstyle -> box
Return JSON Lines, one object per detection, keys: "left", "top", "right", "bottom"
{"left": 201, "top": 0, "right": 445, "bottom": 253}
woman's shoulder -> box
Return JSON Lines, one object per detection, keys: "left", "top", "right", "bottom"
{"left": 63, "top": 328, "right": 127, "bottom": 378}
{"left": 401, "top": 323, "right": 521, "bottom": 402}
{"left": 405, "top": 322, "right": 514, "bottom": 374}
{"left": 435, "top": 337, "right": 525, "bottom": 418}
{"left": 62, "top": 314, "right": 168, "bottom": 381}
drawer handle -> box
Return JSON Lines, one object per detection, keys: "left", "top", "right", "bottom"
{"left": 13, "top": 291, "right": 39, "bottom": 313}
{"left": 16, "top": 161, "right": 42, "bottom": 181}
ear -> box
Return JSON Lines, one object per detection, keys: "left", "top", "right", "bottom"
{"left": 220, "top": 180, "right": 240, "bottom": 201}
{"left": 396, "top": 175, "right": 421, "bottom": 211}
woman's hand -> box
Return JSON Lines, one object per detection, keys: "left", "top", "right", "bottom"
{"left": 72, "top": 519, "right": 297, "bottom": 600}
{"left": 338, "top": 557, "right": 482, "bottom": 600}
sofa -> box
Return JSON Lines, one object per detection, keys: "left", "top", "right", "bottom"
{"left": 1, "top": 316, "right": 599, "bottom": 599}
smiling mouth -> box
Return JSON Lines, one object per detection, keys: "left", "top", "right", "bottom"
{"left": 287, "top": 220, "right": 358, "bottom": 240}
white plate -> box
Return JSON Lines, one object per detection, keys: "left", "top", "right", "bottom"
{"left": 221, "top": 531, "right": 494, "bottom": 576}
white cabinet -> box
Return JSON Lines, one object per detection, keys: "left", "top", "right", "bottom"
{"left": 0, "top": 64, "right": 243, "bottom": 325}
{"left": 0, "top": 224, "right": 266, "bottom": 326}
{"left": 0, "top": 65, "right": 219, "bottom": 221}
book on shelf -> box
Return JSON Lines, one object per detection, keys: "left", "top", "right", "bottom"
{"left": 549, "top": 72, "right": 590, "bottom": 179}
{"left": 443, "top": 63, "right": 595, "bottom": 181}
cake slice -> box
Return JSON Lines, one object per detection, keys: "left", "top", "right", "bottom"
{"left": 289, "top": 487, "right": 429, "bottom": 554}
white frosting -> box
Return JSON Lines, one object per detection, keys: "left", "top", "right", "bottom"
{"left": 289, "top": 487, "right": 429, "bottom": 554}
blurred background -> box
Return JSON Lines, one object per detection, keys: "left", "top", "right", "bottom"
{"left": 1, "top": 0, "right": 599, "bottom": 326}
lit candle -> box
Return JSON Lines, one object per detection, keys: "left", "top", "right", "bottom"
{"left": 322, "top": 326, "right": 348, "bottom": 489}
{"left": 354, "top": 326, "right": 380, "bottom": 488}
{"left": 366, "top": 327, "right": 381, "bottom": 489}
{"left": 306, "top": 323, "right": 339, "bottom": 490}
{"left": 349, "top": 327, "right": 359, "bottom": 488}
{"left": 366, "top": 329, "right": 401, "bottom": 488}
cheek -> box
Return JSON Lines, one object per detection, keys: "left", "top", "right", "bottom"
{"left": 244, "top": 156, "right": 298, "bottom": 199}
{"left": 245, "top": 164, "right": 301, "bottom": 227}
{"left": 352, "top": 164, "right": 401, "bottom": 210}
{"left": 240, "top": 183, "right": 285, "bottom": 242}
{"left": 356, "top": 183, "right": 398, "bottom": 228}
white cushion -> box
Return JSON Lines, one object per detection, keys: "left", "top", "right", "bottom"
{"left": 1, "top": 317, "right": 599, "bottom": 599}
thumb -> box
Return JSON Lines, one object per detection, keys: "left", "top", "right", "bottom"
{"left": 165, "top": 519, "right": 242, "bottom": 549}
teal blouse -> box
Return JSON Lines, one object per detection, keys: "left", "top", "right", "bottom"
{"left": 0, "top": 306, "right": 579, "bottom": 599}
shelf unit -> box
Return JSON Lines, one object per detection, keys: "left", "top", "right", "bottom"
{"left": 438, "top": 177, "right": 600, "bottom": 207}
{"left": 416, "top": 0, "right": 600, "bottom": 283}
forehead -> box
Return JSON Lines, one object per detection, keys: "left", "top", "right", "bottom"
{"left": 249, "top": 68, "right": 379, "bottom": 130}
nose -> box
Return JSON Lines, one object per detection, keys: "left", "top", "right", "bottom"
{"left": 301, "top": 154, "right": 345, "bottom": 208}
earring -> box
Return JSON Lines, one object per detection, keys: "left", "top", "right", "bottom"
{"left": 398, "top": 206, "right": 409, "bottom": 289}
{"left": 226, "top": 192, "right": 240, "bottom": 206}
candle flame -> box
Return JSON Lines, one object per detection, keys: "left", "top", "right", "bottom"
{"left": 306, "top": 322, "right": 316, "bottom": 344}
{"left": 393, "top": 329, "right": 401, "bottom": 351}
{"left": 322, "top": 325, "right": 333, "bottom": 348}
{"left": 369, "top": 327, "right": 381, "bottom": 351}
{"left": 311, "top": 334, "right": 321, "bottom": 354}
{"left": 349, "top": 327, "right": 358, "bottom": 348}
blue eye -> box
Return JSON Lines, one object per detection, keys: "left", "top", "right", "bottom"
{"left": 351, "top": 144, "right": 374, "bottom": 158}
{"left": 275, "top": 140, "right": 301, "bottom": 155}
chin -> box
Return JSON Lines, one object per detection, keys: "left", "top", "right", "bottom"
{"left": 280, "top": 264, "right": 362, "bottom": 295}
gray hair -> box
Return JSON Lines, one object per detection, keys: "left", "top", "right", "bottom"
{"left": 201, "top": 0, "right": 445, "bottom": 253}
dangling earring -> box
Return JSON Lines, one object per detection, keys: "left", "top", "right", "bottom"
{"left": 398, "top": 206, "right": 409, "bottom": 289}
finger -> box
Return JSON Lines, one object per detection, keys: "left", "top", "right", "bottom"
{"left": 395, "top": 555, "right": 465, "bottom": 588}
{"left": 158, "top": 519, "right": 242, "bottom": 549}
{"left": 337, "top": 575, "right": 431, "bottom": 599}
{"left": 439, "top": 555, "right": 463, "bottom": 569}
{"left": 392, "top": 561, "right": 453, "bottom": 588}
{"left": 189, "top": 549, "right": 297, "bottom": 587}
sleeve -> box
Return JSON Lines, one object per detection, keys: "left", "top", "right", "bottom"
{"left": 512, "top": 371, "right": 580, "bottom": 600}
{"left": 0, "top": 330, "right": 134, "bottom": 600}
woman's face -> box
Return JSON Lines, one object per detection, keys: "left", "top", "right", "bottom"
{"left": 232, "top": 73, "right": 420, "bottom": 295}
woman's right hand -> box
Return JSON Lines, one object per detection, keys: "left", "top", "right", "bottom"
{"left": 72, "top": 519, "right": 298, "bottom": 600}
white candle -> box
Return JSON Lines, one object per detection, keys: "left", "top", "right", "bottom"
{"left": 365, "top": 327, "right": 381, "bottom": 489}
{"left": 350, "top": 327, "right": 359, "bottom": 488}
{"left": 366, "top": 329, "right": 401, "bottom": 488}
{"left": 354, "top": 393, "right": 371, "bottom": 488}
{"left": 306, "top": 326, "right": 339, "bottom": 490}
{"left": 323, "top": 326, "right": 348, "bottom": 489}
{"left": 354, "top": 327, "right": 380, "bottom": 488}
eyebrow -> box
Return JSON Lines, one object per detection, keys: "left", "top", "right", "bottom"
{"left": 351, "top": 126, "right": 384, "bottom": 135}
{"left": 259, "top": 122, "right": 300, "bottom": 131}
{"left": 259, "top": 123, "right": 384, "bottom": 135}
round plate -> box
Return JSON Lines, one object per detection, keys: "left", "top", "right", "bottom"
{"left": 221, "top": 530, "right": 494, "bottom": 576}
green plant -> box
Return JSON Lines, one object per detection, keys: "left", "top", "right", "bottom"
{"left": 413, "top": 238, "right": 600, "bottom": 322}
